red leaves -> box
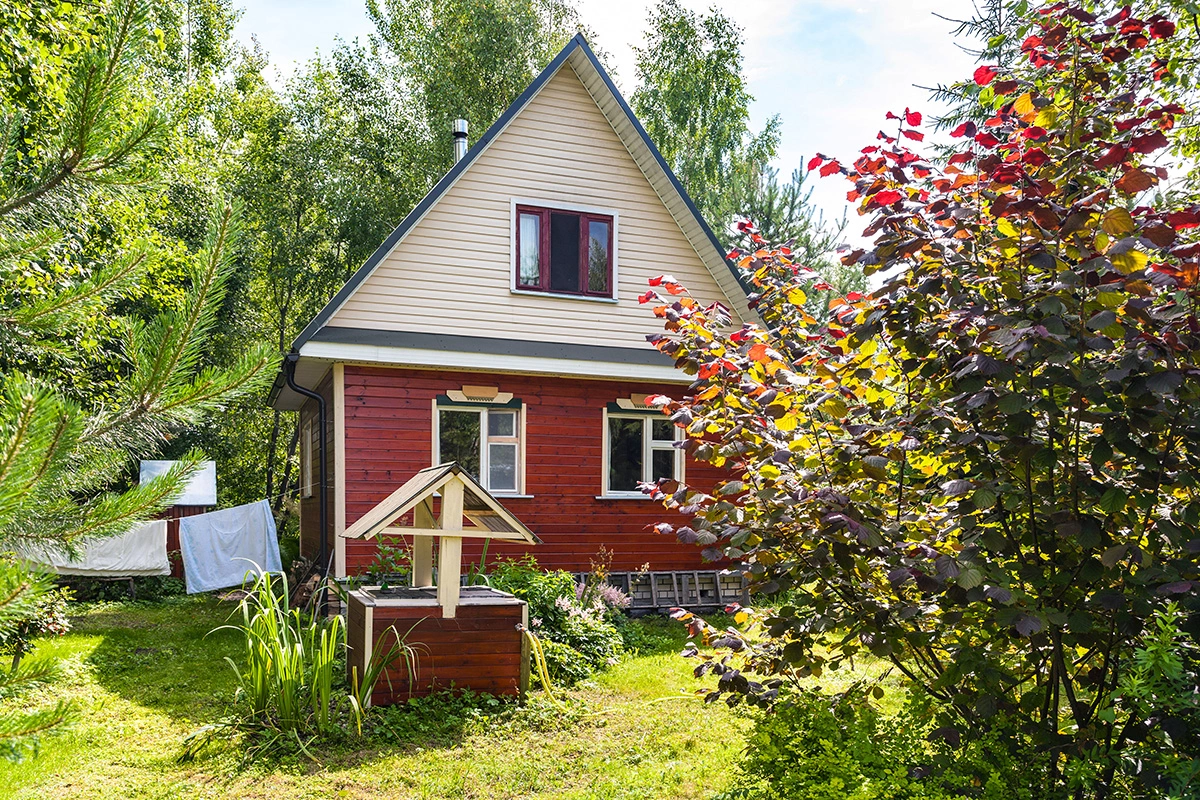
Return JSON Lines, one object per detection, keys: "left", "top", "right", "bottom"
{"left": 948, "top": 152, "right": 974, "bottom": 166}
{"left": 974, "top": 65, "right": 999, "bottom": 85}
{"left": 1115, "top": 168, "right": 1156, "bottom": 194}
{"left": 638, "top": 291, "right": 656, "bottom": 304}
{"left": 975, "top": 132, "right": 1001, "bottom": 149}
{"left": 809, "top": 154, "right": 846, "bottom": 178}
{"left": 992, "top": 80, "right": 1020, "bottom": 95}
{"left": 902, "top": 130, "right": 925, "bottom": 142}
{"left": 1022, "top": 126, "right": 1049, "bottom": 140}
{"left": 905, "top": 108, "right": 922, "bottom": 126}
{"left": 1166, "top": 211, "right": 1200, "bottom": 231}
{"left": 873, "top": 189, "right": 903, "bottom": 207}
{"left": 1103, "top": 5, "right": 1131, "bottom": 26}
{"left": 950, "top": 121, "right": 977, "bottom": 138}
{"left": 1096, "top": 144, "right": 1128, "bottom": 169}
{"left": 649, "top": 275, "right": 687, "bottom": 295}
{"left": 1022, "top": 148, "right": 1049, "bottom": 167}
{"left": 1130, "top": 130, "right": 1169, "bottom": 154}
{"left": 748, "top": 343, "right": 771, "bottom": 364}
{"left": 1149, "top": 17, "right": 1176, "bottom": 39}
{"left": 697, "top": 359, "right": 738, "bottom": 380}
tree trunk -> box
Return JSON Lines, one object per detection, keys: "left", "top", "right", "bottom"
{"left": 274, "top": 420, "right": 300, "bottom": 510}
{"left": 264, "top": 408, "right": 280, "bottom": 502}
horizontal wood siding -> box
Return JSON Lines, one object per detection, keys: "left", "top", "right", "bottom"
{"left": 343, "top": 365, "right": 723, "bottom": 574}
{"left": 299, "top": 373, "right": 335, "bottom": 563}
{"left": 328, "top": 63, "right": 741, "bottom": 349}
{"left": 362, "top": 601, "right": 526, "bottom": 702}
{"left": 157, "top": 505, "right": 209, "bottom": 579}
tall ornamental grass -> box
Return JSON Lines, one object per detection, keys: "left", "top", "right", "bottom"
{"left": 215, "top": 570, "right": 412, "bottom": 743}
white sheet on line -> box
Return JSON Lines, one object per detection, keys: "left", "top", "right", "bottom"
{"left": 23, "top": 520, "right": 170, "bottom": 577}
{"left": 178, "top": 499, "right": 281, "bottom": 594}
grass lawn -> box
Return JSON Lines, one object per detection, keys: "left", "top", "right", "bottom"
{"left": 0, "top": 597, "right": 749, "bottom": 800}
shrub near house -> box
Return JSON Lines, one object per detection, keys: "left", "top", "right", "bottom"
{"left": 647, "top": 2, "right": 1200, "bottom": 797}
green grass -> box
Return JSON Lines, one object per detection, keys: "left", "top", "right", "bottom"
{"left": 0, "top": 599, "right": 750, "bottom": 799}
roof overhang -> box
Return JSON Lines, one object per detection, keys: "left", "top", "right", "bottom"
{"left": 343, "top": 462, "right": 540, "bottom": 544}
{"left": 268, "top": 328, "right": 693, "bottom": 410}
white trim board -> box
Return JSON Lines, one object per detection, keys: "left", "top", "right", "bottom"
{"left": 299, "top": 341, "right": 691, "bottom": 384}
{"left": 508, "top": 196, "right": 621, "bottom": 303}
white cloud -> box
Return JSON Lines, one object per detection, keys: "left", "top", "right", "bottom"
{"left": 575, "top": 0, "right": 980, "bottom": 246}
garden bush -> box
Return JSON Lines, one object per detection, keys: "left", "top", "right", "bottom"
{"left": 723, "top": 686, "right": 1047, "bottom": 800}
{"left": 488, "top": 555, "right": 629, "bottom": 684}
{"left": 64, "top": 576, "right": 186, "bottom": 603}
{"left": 0, "top": 584, "right": 72, "bottom": 669}
{"left": 647, "top": 1, "right": 1200, "bottom": 796}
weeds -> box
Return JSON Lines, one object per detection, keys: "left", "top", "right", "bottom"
{"left": 180, "top": 570, "right": 414, "bottom": 761}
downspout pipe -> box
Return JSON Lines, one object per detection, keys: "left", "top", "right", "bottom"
{"left": 284, "top": 352, "right": 329, "bottom": 616}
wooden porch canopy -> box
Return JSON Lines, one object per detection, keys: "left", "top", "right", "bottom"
{"left": 341, "top": 462, "right": 539, "bottom": 617}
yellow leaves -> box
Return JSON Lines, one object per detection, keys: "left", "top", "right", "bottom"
{"left": 775, "top": 413, "right": 799, "bottom": 433}
{"left": 1097, "top": 290, "right": 1126, "bottom": 309}
{"left": 697, "top": 384, "right": 721, "bottom": 401}
{"left": 734, "top": 610, "right": 749, "bottom": 625}
{"left": 1034, "top": 106, "right": 1058, "bottom": 130}
{"left": 1013, "top": 92, "right": 1037, "bottom": 119}
{"left": 822, "top": 396, "right": 848, "bottom": 418}
{"left": 1100, "top": 208, "right": 1136, "bottom": 236}
{"left": 997, "top": 239, "right": 1021, "bottom": 259}
{"left": 787, "top": 288, "right": 808, "bottom": 306}
{"left": 760, "top": 464, "right": 781, "bottom": 481}
{"left": 813, "top": 362, "right": 838, "bottom": 381}
{"left": 996, "top": 217, "right": 1020, "bottom": 238}
{"left": 1110, "top": 248, "right": 1148, "bottom": 274}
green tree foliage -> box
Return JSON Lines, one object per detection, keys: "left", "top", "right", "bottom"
{"left": 366, "top": 0, "right": 583, "bottom": 182}
{"left": 644, "top": 3, "right": 1200, "bottom": 797}
{"left": 209, "top": 0, "right": 590, "bottom": 509}
{"left": 724, "top": 165, "right": 860, "bottom": 322}
{"left": 632, "top": 0, "right": 779, "bottom": 243}
{"left": 0, "top": 0, "right": 275, "bottom": 759}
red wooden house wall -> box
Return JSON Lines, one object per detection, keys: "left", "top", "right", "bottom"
{"left": 341, "top": 365, "right": 718, "bottom": 575}
{"left": 159, "top": 505, "right": 210, "bottom": 579}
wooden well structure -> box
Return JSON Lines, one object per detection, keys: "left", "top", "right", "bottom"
{"left": 342, "top": 462, "right": 540, "bottom": 703}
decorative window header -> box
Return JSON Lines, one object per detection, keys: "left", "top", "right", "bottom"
{"left": 444, "top": 386, "right": 515, "bottom": 404}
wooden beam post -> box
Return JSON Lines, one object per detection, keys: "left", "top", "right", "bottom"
{"left": 437, "top": 479, "right": 465, "bottom": 618}
{"left": 437, "top": 537, "right": 462, "bottom": 618}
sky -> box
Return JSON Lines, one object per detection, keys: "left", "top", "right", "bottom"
{"left": 233, "top": 0, "right": 981, "bottom": 244}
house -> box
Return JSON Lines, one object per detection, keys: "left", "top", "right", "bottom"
{"left": 268, "top": 34, "right": 753, "bottom": 608}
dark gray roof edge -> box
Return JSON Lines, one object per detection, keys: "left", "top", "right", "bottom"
{"left": 289, "top": 32, "right": 746, "bottom": 353}
{"left": 307, "top": 326, "right": 673, "bottom": 367}
{"left": 289, "top": 35, "right": 588, "bottom": 350}
{"left": 569, "top": 38, "right": 751, "bottom": 299}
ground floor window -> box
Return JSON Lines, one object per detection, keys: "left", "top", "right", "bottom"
{"left": 435, "top": 405, "right": 522, "bottom": 493}
{"left": 604, "top": 412, "right": 682, "bottom": 496}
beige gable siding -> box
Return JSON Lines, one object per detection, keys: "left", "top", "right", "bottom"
{"left": 327, "top": 64, "right": 742, "bottom": 348}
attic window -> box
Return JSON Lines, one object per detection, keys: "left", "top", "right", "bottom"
{"left": 515, "top": 205, "right": 613, "bottom": 298}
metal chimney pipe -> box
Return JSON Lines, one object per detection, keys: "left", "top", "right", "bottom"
{"left": 453, "top": 119, "right": 469, "bottom": 162}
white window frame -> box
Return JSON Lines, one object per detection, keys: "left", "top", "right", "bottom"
{"left": 431, "top": 401, "right": 529, "bottom": 496}
{"left": 600, "top": 409, "right": 684, "bottom": 499}
{"left": 509, "top": 197, "right": 620, "bottom": 304}
{"left": 300, "top": 417, "right": 314, "bottom": 499}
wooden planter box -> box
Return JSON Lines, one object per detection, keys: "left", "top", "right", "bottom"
{"left": 347, "top": 585, "right": 529, "bottom": 704}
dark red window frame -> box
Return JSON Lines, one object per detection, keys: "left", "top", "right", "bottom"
{"left": 515, "top": 205, "right": 614, "bottom": 298}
